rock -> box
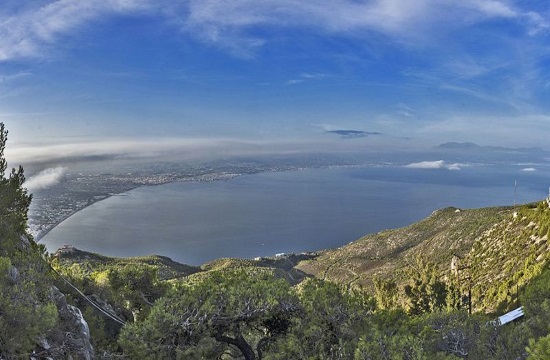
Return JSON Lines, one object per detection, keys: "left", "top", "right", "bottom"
{"left": 18, "top": 234, "right": 31, "bottom": 249}
{"left": 7, "top": 264, "right": 19, "bottom": 284}
{"left": 41, "top": 286, "right": 95, "bottom": 360}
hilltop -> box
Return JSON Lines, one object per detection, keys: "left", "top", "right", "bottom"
{"left": 53, "top": 245, "right": 200, "bottom": 280}
{"left": 53, "top": 245, "right": 315, "bottom": 286}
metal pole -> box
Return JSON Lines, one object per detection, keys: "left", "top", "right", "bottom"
{"left": 468, "top": 281, "right": 472, "bottom": 315}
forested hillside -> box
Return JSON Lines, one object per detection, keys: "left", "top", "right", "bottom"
{"left": 0, "top": 123, "right": 94, "bottom": 359}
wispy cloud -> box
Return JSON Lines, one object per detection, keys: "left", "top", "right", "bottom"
{"left": 1, "top": 1, "right": 547, "bottom": 61}
{"left": 0, "top": 71, "right": 32, "bottom": 83}
{"left": 395, "top": 103, "right": 416, "bottom": 118}
{"left": 440, "top": 84, "right": 520, "bottom": 109}
{"left": 175, "top": 0, "right": 550, "bottom": 55}
{"left": 285, "top": 72, "right": 327, "bottom": 86}
{"left": 25, "top": 166, "right": 67, "bottom": 190}
{"left": 0, "top": 0, "right": 152, "bottom": 60}
{"left": 405, "top": 160, "right": 462, "bottom": 170}
{"left": 522, "top": 167, "right": 537, "bottom": 172}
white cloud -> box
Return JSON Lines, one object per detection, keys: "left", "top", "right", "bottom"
{"left": 0, "top": 71, "right": 32, "bottom": 83}
{"left": 446, "top": 163, "right": 462, "bottom": 171}
{"left": 285, "top": 72, "right": 327, "bottom": 86}
{"left": 522, "top": 167, "right": 537, "bottom": 172}
{"left": 171, "top": 0, "right": 550, "bottom": 52}
{"left": 525, "top": 11, "right": 550, "bottom": 35}
{"left": 0, "top": 0, "right": 152, "bottom": 60}
{"left": 4, "top": 134, "right": 400, "bottom": 167}
{"left": 465, "top": 0, "right": 516, "bottom": 18}
{"left": 405, "top": 160, "right": 462, "bottom": 170}
{"left": 25, "top": 166, "right": 67, "bottom": 190}
{"left": 285, "top": 79, "right": 304, "bottom": 86}
{"left": 0, "top": 0, "right": 547, "bottom": 61}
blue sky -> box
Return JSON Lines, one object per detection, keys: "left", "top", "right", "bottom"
{"left": 1, "top": 0, "right": 550, "bottom": 164}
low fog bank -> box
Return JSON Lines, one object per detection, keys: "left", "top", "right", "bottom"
{"left": 5, "top": 136, "right": 549, "bottom": 179}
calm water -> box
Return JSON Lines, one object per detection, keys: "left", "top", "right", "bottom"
{"left": 41, "top": 165, "right": 550, "bottom": 265}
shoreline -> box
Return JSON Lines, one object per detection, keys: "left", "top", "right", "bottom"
{"left": 33, "top": 169, "right": 262, "bottom": 243}
{"left": 34, "top": 190, "right": 136, "bottom": 242}
{"left": 32, "top": 164, "right": 344, "bottom": 243}
{"left": 32, "top": 164, "right": 377, "bottom": 246}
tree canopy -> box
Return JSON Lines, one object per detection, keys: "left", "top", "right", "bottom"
{"left": 0, "top": 123, "right": 58, "bottom": 358}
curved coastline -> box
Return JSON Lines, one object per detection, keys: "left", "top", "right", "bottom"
{"left": 33, "top": 170, "right": 251, "bottom": 244}
{"left": 31, "top": 166, "right": 334, "bottom": 244}
{"left": 34, "top": 190, "right": 136, "bottom": 243}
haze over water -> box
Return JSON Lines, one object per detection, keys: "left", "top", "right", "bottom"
{"left": 41, "top": 165, "right": 549, "bottom": 265}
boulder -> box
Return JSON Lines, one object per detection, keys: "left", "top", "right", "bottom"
{"left": 39, "top": 286, "right": 95, "bottom": 360}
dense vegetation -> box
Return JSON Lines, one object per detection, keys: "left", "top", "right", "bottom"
{"left": 2, "top": 121, "right": 550, "bottom": 359}
{"left": 0, "top": 123, "right": 59, "bottom": 358}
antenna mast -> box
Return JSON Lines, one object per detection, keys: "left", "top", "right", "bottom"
{"left": 514, "top": 180, "right": 517, "bottom": 208}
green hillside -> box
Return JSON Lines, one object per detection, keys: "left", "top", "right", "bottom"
{"left": 294, "top": 201, "right": 550, "bottom": 316}
{"left": 296, "top": 206, "right": 513, "bottom": 287}
{"left": 52, "top": 246, "right": 200, "bottom": 280}
{"left": 0, "top": 123, "right": 95, "bottom": 359}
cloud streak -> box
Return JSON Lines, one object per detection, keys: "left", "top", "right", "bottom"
{"left": 522, "top": 167, "right": 537, "bottom": 172}
{"left": 25, "top": 166, "right": 67, "bottom": 190}
{"left": 0, "top": 0, "right": 152, "bottom": 60}
{"left": 405, "top": 160, "right": 462, "bottom": 170}
{"left": 6, "top": 136, "right": 385, "bottom": 166}
{"left": 152, "top": 1, "right": 550, "bottom": 55}
{"left": 0, "top": 0, "right": 547, "bottom": 61}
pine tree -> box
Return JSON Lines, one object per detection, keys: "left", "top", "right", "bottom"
{"left": 0, "top": 123, "right": 32, "bottom": 252}
{"left": 403, "top": 256, "right": 447, "bottom": 315}
{"left": 0, "top": 123, "right": 58, "bottom": 358}
{"left": 526, "top": 334, "right": 550, "bottom": 359}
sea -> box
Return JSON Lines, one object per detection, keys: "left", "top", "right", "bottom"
{"left": 40, "top": 164, "right": 550, "bottom": 265}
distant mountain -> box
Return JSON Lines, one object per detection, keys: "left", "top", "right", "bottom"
{"left": 437, "top": 142, "right": 546, "bottom": 153}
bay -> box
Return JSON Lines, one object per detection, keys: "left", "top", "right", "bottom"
{"left": 40, "top": 165, "right": 550, "bottom": 265}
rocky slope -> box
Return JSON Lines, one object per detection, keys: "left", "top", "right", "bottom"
{"left": 294, "top": 200, "right": 550, "bottom": 315}
{"left": 295, "top": 206, "right": 514, "bottom": 288}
